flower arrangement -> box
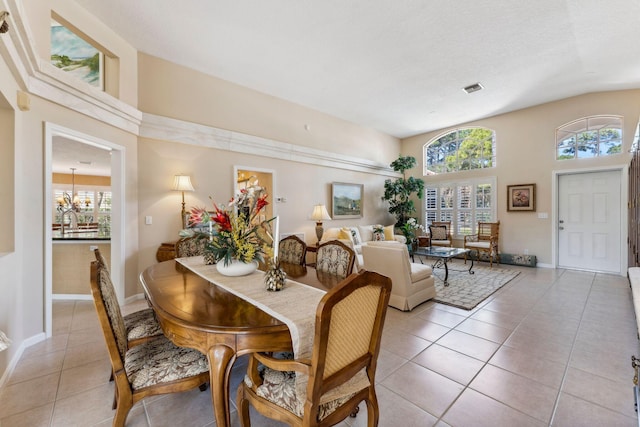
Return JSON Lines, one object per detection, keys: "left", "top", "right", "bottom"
{"left": 181, "top": 184, "right": 275, "bottom": 266}
{"left": 398, "top": 217, "right": 424, "bottom": 242}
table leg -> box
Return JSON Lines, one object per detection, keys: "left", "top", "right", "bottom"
{"left": 443, "top": 259, "right": 450, "bottom": 286}
{"left": 468, "top": 255, "right": 475, "bottom": 275}
{"left": 207, "top": 344, "right": 236, "bottom": 427}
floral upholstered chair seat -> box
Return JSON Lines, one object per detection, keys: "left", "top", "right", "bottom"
{"left": 124, "top": 308, "right": 163, "bottom": 342}
{"left": 244, "top": 367, "right": 357, "bottom": 420}
{"left": 278, "top": 235, "right": 307, "bottom": 265}
{"left": 175, "top": 236, "right": 208, "bottom": 258}
{"left": 125, "top": 335, "right": 208, "bottom": 390}
{"left": 315, "top": 240, "right": 356, "bottom": 278}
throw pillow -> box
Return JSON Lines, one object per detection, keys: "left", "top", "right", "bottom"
{"left": 383, "top": 225, "right": 395, "bottom": 241}
{"left": 372, "top": 224, "right": 385, "bottom": 241}
{"left": 358, "top": 225, "right": 373, "bottom": 242}
{"left": 430, "top": 225, "right": 447, "bottom": 241}
{"left": 339, "top": 227, "right": 355, "bottom": 246}
{"left": 349, "top": 227, "right": 361, "bottom": 245}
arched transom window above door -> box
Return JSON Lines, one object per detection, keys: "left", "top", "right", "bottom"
{"left": 556, "top": 116, "right": 623, "bottom": 160}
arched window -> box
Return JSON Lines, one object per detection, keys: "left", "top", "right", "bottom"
{"left": 556, "top": 116, "right": 623, "bottom": 160}
{"left": 424, "top": 127, "right": 495, "bottom": 175}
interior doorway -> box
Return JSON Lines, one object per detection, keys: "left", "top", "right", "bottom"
{"left": 555, "top": 168, "right": 627, "bottom": 274}
{"left": 44, "top": 123, "right": 125, "bottom": 337}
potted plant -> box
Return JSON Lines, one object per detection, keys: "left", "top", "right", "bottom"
{"left": 381, "top": 155, "right": 425, "bottom": 227}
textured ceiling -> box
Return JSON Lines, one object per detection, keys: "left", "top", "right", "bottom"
{"left": 72, "top": 0, "right": 640, "bottom": 139}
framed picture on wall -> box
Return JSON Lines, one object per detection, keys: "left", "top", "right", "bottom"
{"left": 507, "top": 183, "right": 536, "bottom": 211}
{"left": 331, "top": 182, "right": 363, "bottom": 219}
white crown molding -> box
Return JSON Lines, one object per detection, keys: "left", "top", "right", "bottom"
{"left": 140, "top": 113, "right": 398, "bottom": 177}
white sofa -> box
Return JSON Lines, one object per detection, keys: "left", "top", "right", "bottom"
{"left": 362, "top": 243, "right": 435, "bottom": 311}
{"left": 321, "top": 224, "right": 407, "bottom": 270}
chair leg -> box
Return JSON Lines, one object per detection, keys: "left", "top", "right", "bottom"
{"left": 112, "top": 395, "right": 132, "bottom": 427}
{"left": 236, "top": 384, "right": 251, "bottom": 427}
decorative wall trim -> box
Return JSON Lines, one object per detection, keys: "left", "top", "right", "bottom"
{"left": 140, "top": 113, "right": 399, "bottom": 177}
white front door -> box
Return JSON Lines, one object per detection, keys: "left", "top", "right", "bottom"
{"left": 558, "top": 170, "right": 621, "bottom": 273}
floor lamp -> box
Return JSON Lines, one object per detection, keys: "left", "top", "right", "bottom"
{"left": 172, "top": 174, "right": 195, "bottom": 229}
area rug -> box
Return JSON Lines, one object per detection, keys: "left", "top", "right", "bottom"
{"left": 431, "top": 263, "right": 520, "bottom": 310}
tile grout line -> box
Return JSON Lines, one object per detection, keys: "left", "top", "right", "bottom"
{"left": 545, "top": 270, "right": 596, "bottom": 426}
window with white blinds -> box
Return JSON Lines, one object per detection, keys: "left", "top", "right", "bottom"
{"left": 424, "top": 177, "right": 496, "bottom": 237}
{"left": 53, "top": 186, "right": 112, "bottom": 231}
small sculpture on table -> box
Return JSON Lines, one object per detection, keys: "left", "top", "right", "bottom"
{"left": 264, "top": 257, "right": 286, "bottom": 291}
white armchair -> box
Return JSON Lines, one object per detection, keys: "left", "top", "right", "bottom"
{"left": 362, "top": 242, "right": 435, "bottom": 311}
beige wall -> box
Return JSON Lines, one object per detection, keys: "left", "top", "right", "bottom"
{"left": 137, "top": 53, "right": 399, "bottom": 163}
{"left": 402, "top": 90, "right": 640, "bottom": 264}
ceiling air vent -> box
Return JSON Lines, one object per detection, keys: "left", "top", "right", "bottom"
{"left": 463, "top": 83, "right": 484, "bottom": 94}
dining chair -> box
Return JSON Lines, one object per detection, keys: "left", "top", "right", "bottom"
{"left": 429, "top": 221, "right": 453, "bottom": 247}
{"left": 464, "top": 220, "right": 500, "bottom": 267}
{"left": 90, "top": 261, "right": 210, "bottom": 427}
{"left": 236, "top": 270, "right": 392, "bottom": 427}
{"left": 278, "top": 235, "right": 307, "bottom": 265}
{"left": 94, "top": 249, "right": 162, "bottom": 347}
{"left": 315, "top": 240, "right": 356, "bottom": 279}
{"left": 175, "top": 235, "right": 208, "bottom": 258}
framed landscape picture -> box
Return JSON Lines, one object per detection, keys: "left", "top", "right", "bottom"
{"left": 507, "top": 183, "right": 536, "bottom": 211}
{"left": 50, "top": 20, "right": 104, "bottom": 89}
{"left": 331, "top": 182, "right": 363, "bottom": 219}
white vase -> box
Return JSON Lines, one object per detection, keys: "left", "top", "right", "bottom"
{"left": 216, "top": 259, "right": 258, "bottom": 276}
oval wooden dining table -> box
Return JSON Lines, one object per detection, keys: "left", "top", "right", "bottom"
{"left": 139, "top": 260, "right": 344, "bottom": 427}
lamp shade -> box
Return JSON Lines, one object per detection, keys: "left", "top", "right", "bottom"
{"left": 172, "top": 175, "right": 195, "bottom": 192}
{"left": 310, "top": 204, "right": 331, "bottom": 221}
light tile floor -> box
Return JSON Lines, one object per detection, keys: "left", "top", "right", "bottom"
{"left": 1, "top": 264, "right": 639, "bottom": 426}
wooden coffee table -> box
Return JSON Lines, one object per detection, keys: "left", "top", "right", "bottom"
{"left": 412, "top": 247, "right": 474, "bottom": 286}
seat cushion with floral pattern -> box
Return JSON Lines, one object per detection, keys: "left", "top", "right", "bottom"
{"left": 245, "top": 368, "right": 357, "bottom": 421}
{"left": 279, "top": 238, "right": 306, "bottom": 265}
{"left": 124, "top": 308, "right": 163, "bottom": 342}
{"left": 316, "top": 244, "right": 354, "bottom": 278}
{"left": 124, "top": 335, "right": 209, "bottom": 390}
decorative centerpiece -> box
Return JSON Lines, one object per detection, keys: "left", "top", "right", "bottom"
{"left": 264, "top": 256, "right": 286, "bottom": 291}
{"left": 182, "top": 184, "right": 275, "bottom": 277}
{"left": 398, "top": 217, "right": 424, "bottom": 252}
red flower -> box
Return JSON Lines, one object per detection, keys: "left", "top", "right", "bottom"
{"left": 212, "top": 204, "right": 232, "bottom": 231}
{"left": 255, "top": 194, "right": 269, "bottom": 213}
{"left": 188, "top": 207, "right": 207, "bottom": 227}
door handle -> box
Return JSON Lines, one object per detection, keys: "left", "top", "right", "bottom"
{"left": 559, "top": 226, "right": 564, "bottom": 230}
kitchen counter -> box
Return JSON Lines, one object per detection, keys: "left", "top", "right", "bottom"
{"left": 52, "top": 229, "right": 110, "bottom": 241}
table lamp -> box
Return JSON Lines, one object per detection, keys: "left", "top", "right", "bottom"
{"left": 172, "top": 174, "right": 195, "bottom": 229}
{"left": 310, "top": 204, "right": 331, "bottom": 243}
